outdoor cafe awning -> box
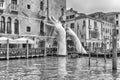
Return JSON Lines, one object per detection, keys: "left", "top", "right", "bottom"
{"left": 14, "top": 37, "right": 35, "bottom": 44}
{"left": 0, "top": 37, "right": 35, "bottom": 44}
{"left": 0, "top": 37, "right": 15, "bottom": 44}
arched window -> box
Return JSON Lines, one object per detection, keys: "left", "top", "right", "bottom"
{"left": 14, "top": 19, "right": 19, "bottom": 34}
{"left": 7, "top": 17, "right": 11, "bottom": 34}
{"left": 11, "top": 0, "right": 17, "bottom": 4}
{"left": 0, "top": 16, "right": 5, "bottom": 33}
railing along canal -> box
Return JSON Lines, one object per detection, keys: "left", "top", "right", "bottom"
{"left": 0, "top": 48, "right": 45, "bottom": 59}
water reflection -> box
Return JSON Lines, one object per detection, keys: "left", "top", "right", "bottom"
{"left": 0, "top": 57, "right": 120, "bottom": 80}
{"left": 58, "top": 57, "right": 67, "bottom": 79}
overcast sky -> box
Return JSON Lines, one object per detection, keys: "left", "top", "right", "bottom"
{"left": 67, "top": 0, "right": 120, "bottom": 14}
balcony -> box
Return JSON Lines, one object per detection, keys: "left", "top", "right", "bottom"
{"left": 0, "top": 2, "right": 5, "bottom": 10}
{"left": 10, "top": 4, "right": 19, "bottom": 12}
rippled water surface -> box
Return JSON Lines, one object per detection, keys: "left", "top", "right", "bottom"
{"left": 0, "top": 57, "right": 120, "bottom": 80}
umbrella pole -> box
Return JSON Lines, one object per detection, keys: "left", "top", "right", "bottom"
{"left": 26, "top": 40, "right": 29, "bottom": 59}
{"left": 7, "top": 39, "right": 9, "bottom": 60}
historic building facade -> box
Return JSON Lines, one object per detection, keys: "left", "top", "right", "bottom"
{"left": 101, "top": 20, "right": 114, "bottom": 50}
{"left": 66, "top": 9, "right": 102, "bottom": 51}
{"left": 89, "top": 12, "right": 120, "bottom": 49}
{"left": 0, "top": 0, "right": 66, "bottom": 48}
{"left": 66, "top": 9, "right": 116, "bottom": 51}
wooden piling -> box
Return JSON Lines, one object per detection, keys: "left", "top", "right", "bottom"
{"left": 96, "top": 49, "right": 98, "bottom": 64}
{"left": 44, "top": 39, "right": 46, "bottom": 56}
{"left": 112, "top": 25, "right": 117, "bottom": 70}
{"left": 26, "top": 40, "right": 29, "bottom": 58}
{"left": 104, "top": 51, "right": 106, "bottom": 63}
{"left": 88, "top": 51, "right": 91, "bottom": 67}
{"left": 7, "top": 39, "right": 9, "bottom": 60}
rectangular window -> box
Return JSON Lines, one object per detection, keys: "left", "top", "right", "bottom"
{"left": 116, "top": 14, "right": 118, "bottom": 19}
{"left": 89, "top": 20, "right": 90, "bottom": 26}
{"left": 70, "top": 23, "right": 74, "bottom": 28}
{"left": 26, "top": 26, "right": 31, "bottom": 32}
{"left": 81, "top": 35, "right": 84, "bottom": 38}
{"left": 40, "top": 1, "right": 44, "bottom": 10}
{"left": 94, "top": 21, "right": 97, "bottom": 27}
{"left": 116, "top": 21, "right": 119, "bottom": 25}
{"left": 71, "top": 15, "right": 75, "bottom": 18}
{"left": 70, "top": 15, "right": 75, "bottom": 19}
{"left": 108, "top": 29, "right": 109, "bottom": 33}
{"left": 11, "top": 0, "right": 17, "bottom": 4}
{"left": 83, "top": 20, "right": 86, "bottom": 26}
{"left": 66, "top": 16, "right": 69, "bottom": 19}
{"left": 117, "top": 30, "right": 119, "bottom": 34}
{"left": 61, "top": 8, "right": 64, "bottom": 16}
{"left": 27, "top": 4, "right": 31, "bottom": 9}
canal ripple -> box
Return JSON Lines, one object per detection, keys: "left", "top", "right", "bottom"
{"left": 0, "top": 57, "right": 120, "bottom": 80}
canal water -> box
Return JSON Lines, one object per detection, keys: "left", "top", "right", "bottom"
{"left": 0, "top": 57, "right": 120, "bottom": 80}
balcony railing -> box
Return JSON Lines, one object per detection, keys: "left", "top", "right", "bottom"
{"left": 0, "top": 2, "right": 5, "bottom": 10}
{"left": 10, "top": 4, "right": 19, "bottom": 12}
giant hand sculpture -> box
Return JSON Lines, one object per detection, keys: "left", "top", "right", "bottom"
{"left": 66, "top": 27, "right": 87, "bottom": 54}
{"left": 49, "top": 16, "right": 67, "bottom": 56}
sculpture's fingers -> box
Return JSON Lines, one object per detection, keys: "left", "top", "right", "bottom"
{"left": 66, "top": 27, "right": 71, "bottom": 31}
{"left": 45, "top": 22, "right": 55, "bottom": 27}
{"left": 49, "top": 16, "right": 54, "bottom": 23}
{"left": 51, "top": 16, "right": 59, "bottom": 23}
{"left": 49, "top": 16, "right": 56, "bottom": 24}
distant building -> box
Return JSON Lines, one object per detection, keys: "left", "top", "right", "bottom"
{"left": 66, "top": 9, "right": 102, "bottom": 51}
{"left": 66, "top": 8, "right": 86, "bottom": 21}
{"left": 66, "top": 9, "right": 117, "bottom": 51}
{"left": 89, "top": 12, "right": 106, "bottom": 19}
{"left": 101, "top": 20, "right": 114, "bottom": 50}
{"left": 89, "top": 12, "right": 120, "bottom": 49}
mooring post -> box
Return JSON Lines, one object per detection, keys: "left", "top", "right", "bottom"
{"left": 112, "top": 25, "right": 117, "bottom": 70}
{"left": 96, "top": 49, "right": 98, "bottom": 64}
{"left": 44, "top": 39, "right": 46, "bottom": 57}
{"left": 104, "top": 51, "right": 106, "bottom": 63}
{"left": 7, "top": 39, "right": 9, "bottom": 60}
{"left": 26, "top": 40, "right": 29, "bottom": 59}
{"left": 88, "top": 51, "right": 91, "bottom": 67}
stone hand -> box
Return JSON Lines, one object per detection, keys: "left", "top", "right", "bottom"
{"left": 49, "top": 16, "right": 67, "bottom": 56}
{"left": 66, "top": 27, "right": 77, "bottom": 37}
{"left": 66, "top": 26, "right": 87, "bottom": 54}
{"left": 49, "top": 16, "right": 65, "bottom": 33}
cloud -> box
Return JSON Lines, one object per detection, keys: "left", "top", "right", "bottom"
{"left": 67, "top": 0, "right": 120, "bottom": 14}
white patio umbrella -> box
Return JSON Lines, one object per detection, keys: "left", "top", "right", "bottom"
{"left": 15, "top": 37, "right": 35, "bottom": 58}
{"left": 15, "top": 37, "right": 35, "bottom": 44}
{"left": 0, "top": 37, "right": 14, "bottom": 44}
